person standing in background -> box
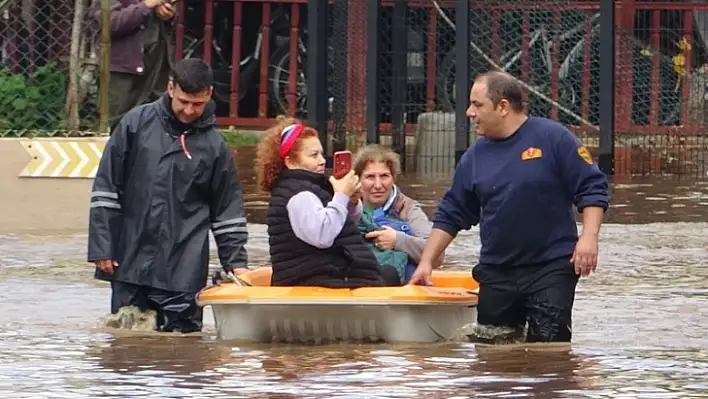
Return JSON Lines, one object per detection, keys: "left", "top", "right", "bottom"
{"left": 92, "top": 0, "right": 177, "bottom": 132}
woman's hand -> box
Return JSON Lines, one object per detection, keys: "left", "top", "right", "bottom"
{"left": 365, "top": 225, "right": 397, "bottom": 250}
{"left": 329, "top": 170, "right": 361, "bottom": 198}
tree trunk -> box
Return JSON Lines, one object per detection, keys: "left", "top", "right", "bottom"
{"left": 98, "top": 0, "right": 111, "bottom": 134}
{"left": 65, "top": 0, "right": 85, "bottom": 132}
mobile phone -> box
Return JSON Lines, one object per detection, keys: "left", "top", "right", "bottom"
{"left": 333, "top": 150, "right": 352, "bottom": 179}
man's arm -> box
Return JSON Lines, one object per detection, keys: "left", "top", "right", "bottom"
{"left": 92, "top": 0, "right": 154, "bottom": 39}
{"left": 87, "top": 121, "right": 132, "bottom": 263}
{"left": 209, "top": 141, "right": 249, "bottom": 272}
{"left": 420, "top": 149, "right": 481, "bottom": 267}
{"left": 553, "top": 127, "right": 610, "bottom": 235}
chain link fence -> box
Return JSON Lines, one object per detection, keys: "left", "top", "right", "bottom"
{"left": 619, "top": 7, "right": 708, "bottom": 177}
{"left": 423, "top": 1, "right": 602, "bottom": 174}
{"left": 333, "top": 0, "right": 708, "bottom": 178}
{"left": 329, "top": 1, "right": 608, "bottom": 175}
{"left": 4, "top": 0, "right": 708, "bottom": 178}
{"left": 328, "top": 0, "right": 360, "bottom": 155}
{"left": 0, "top": 0, "right": 102, "bottom": 138}
{"left": 414, "top": 2, "right": 470, "bottom": 175}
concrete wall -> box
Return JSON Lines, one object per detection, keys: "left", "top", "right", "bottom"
{"left": 0, "top": 138, "right": 108, "bottom": 235}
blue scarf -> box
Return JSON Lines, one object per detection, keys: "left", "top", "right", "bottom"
{"left": 357, "top": 186, "right": 416, "bottom": 283}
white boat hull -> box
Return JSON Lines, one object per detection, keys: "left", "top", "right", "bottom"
{"left": 207, "top": 303, "right": 478, "bottom": 343}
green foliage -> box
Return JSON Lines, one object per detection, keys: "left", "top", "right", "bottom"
{"left": 0, "top": 63, "right": 67, "bottom": 132}
{"left": 221, "top": 130, "right": 262, "bottom": 147}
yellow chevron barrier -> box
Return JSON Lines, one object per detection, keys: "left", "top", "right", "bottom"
{"left": 19, "top": 140, "right": 107, "bottom": 178}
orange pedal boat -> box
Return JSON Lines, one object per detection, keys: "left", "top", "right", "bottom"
{"left": 196, "top": 267, "right": 479, "bottom": 344}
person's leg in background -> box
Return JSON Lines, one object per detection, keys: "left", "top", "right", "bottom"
{"left": 108, "top": 71, "right": 141, "bottom": 133}
{"left": 146, "top": 49, "right": 171, "bottom": 103}
{"left": 138, "top": 37, "right": 171, "bottom": 106}
{"left": 521, "top": 258, "right": 580, "bottom": 343}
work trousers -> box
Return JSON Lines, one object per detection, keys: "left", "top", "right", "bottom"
{"left": 472, "top": 256, "right": 580, "bottom": 343}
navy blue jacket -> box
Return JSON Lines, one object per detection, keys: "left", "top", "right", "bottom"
{"left": 433, "top": 116, "right": 610, "bottom": 266}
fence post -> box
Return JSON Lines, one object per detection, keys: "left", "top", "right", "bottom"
{"left": 99, "top": 0, "right": 112, "bottom": 134}
{"left": 454, "top": 0, "right": 471, "bottom": 166}
{"left": 366, "top": 0, "right": 381, "bottom": 146}
{"left": 307, "top": 0, "right": 329, "bottom": 152}
{"left": 598, "top": 0, "right": 615, "bottom": 176}
{"left": 391, "top": 0, "right": 408, "bottom": 170}
{"left": 331, "top": 0, "right": 348, "bottom": 152}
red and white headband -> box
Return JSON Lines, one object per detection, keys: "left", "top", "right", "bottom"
{"left": 279, "top": 123, "right": 304, "bottom": 160}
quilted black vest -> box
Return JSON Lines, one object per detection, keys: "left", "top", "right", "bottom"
{"left": 267, "top": 169, "right": 386, "bottom": 288}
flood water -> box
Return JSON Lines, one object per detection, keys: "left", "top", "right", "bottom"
{"left": 1, "top": 153, "right": 708, "bottom": 398}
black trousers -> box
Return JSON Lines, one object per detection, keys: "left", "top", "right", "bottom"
{"left": 472, "top": 256, "right": 580, "bottom": 343}
{"left": 110, "top": 281, "right": 203, "bottom": 334}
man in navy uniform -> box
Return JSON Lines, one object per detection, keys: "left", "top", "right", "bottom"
{"left": 409, "top": 71, "right": 609, "bottom": 343}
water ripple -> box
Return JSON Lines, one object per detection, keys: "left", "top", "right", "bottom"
{"left": 2, "top": 180, "right": 708, "bottom": 397}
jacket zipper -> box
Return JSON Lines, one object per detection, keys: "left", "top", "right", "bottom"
{"left": 179, "top": 131, "right": 192, "bottom": 159}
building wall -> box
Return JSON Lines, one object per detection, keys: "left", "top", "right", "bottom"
{"left": 0, "top": 138, "right": 107, "bottom": 235}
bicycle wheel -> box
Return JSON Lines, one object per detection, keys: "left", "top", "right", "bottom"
{"left": 267, "top": 43, "right": 335, "bottom": 118}
{"left": 182, "top": 34, "right": 248, "bottom": 107}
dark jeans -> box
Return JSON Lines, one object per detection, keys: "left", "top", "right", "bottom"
{"left": 472, "top": 256, "right": 580, "bottom": 343}
{"left": 110, "top": 280, "right": 203, "bottom": 333}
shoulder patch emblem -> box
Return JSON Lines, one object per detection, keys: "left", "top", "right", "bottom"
{"left": 577, "top": 146, "right": 593, "bottom": 165}
{"left": 521, "top": 147, "right": 543, "bottom": 160}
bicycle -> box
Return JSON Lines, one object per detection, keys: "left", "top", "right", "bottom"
{"left": 181, "top": 1, "right": 287, "bottom": 109}
{"left": 435, "top": 10, "right": 601, "bottom": 126}
{"left": 181, "top": 1, "right": 335, "bottom": 118}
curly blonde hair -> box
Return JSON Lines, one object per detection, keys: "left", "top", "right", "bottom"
{"left": 353, "top": 144, "right": 401, "bottom": 179}
{"left": 254, "top": 116, "right": 320, "bottom": 192}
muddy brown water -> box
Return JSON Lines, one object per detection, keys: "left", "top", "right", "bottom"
{"left": 1, "top": 153, "right": 708, "bottom": 398}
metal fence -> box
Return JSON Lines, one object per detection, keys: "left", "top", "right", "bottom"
{"left": 2, "top": 0, "right": 708, "bottom": 178}
{"left": 319, "top": 0, "right": 616, "bottom": 176}
{"left": 317, "top": 0, "right": 708, "bottom": 178}
{"left": 621, "top": 5, "right": 708, "bottom": 178}
{"left": 0, "top": 0, "right": 102, "bottom": 137}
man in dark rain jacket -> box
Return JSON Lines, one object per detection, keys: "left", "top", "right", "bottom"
{"left": 87, "top": 58, "right": 249, "bottom": 333}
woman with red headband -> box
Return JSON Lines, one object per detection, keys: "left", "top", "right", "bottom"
{"left": 255, "top": 117, "right": 401, "bottom": 287}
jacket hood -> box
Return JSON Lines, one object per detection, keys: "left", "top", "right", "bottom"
{"left": 159, "top": 92, "right": 217, "bottom": 133}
